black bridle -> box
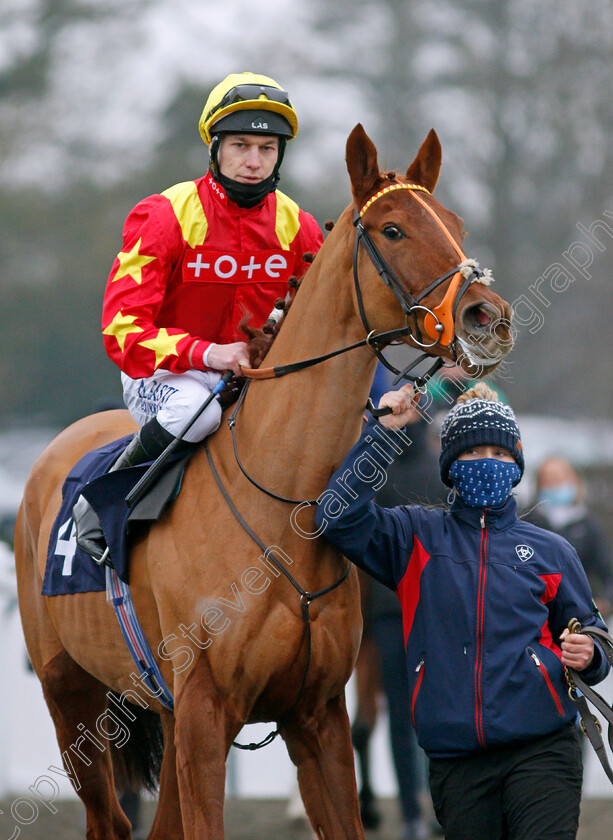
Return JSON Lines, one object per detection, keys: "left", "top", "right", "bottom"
{"left": 352, "top": 207, "right": 484, "bottom": 386}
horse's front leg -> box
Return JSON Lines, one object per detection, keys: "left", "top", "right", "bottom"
{"left": 174, "top": 654, "right": 242, "bottom": 839}
{"left": 282, "top": 692, "right": 366, "bottom": 840}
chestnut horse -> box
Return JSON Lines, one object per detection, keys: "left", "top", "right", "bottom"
{"left": 15, "top": 125, "right": 512, "bottom": 839}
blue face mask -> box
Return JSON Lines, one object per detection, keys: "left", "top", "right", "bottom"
{"left": 449, "top": 458, "right": 521, "bottom": 508}
{"left": 538, "top": 484, "right": 577, "bottom": 506}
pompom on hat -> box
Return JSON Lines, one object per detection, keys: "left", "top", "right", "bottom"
{"left": 439, "top": 383, "right": 524, "bottom": 487}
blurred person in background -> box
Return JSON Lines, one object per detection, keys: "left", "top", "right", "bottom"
{"left": 527, "top": 456, "right": 613, "bottom": 619}
{"left": 425, "top": 363, "right": 508, "bottom": 411}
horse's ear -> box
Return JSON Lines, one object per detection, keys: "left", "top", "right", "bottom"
{"left": 346, "top": 124, "right": 381, "bottom": 208}
{"left": 405, "top": 129, "right": 442, "bottom": 193}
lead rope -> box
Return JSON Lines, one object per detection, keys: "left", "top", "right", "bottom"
{"left": 564, "top": 618, "right": 613, "bottom": 784}
{"left": 204, "top": 440, "right": 351, "bottom": 750}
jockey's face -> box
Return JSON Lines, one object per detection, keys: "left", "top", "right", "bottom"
{"left": 217, "top": 134, "right": 279, "bottom": 183}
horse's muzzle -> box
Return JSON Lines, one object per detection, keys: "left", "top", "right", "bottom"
{"left": 457, "top": 300, "right": 513, "bottom": 371}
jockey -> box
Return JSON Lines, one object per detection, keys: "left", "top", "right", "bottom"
{"left": 74, "top": 71, "right": 323, "bottom": 561}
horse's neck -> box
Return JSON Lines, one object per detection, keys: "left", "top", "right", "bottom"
{"left": 236, "top": 215, "right": 378, "bottom": 495}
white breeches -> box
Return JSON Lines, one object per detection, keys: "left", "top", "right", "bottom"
{"left": 121, "top": 369, "right": 223, "bottom": 442}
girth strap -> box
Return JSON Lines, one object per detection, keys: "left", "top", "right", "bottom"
{"left": 106, "top": 567, "right": 175, "bottom": 711}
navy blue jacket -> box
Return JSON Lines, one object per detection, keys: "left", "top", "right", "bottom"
{"left": 316, "top": 421, "right": 610, "bottom": 758}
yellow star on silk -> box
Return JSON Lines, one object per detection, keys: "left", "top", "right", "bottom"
{"left": 112, "top": 238, "right": 156, "bottom": 284}
{"left": 103, "top": 310, "right": 144, "bottom": 352}
{"left": 139, "top": 329, "right": 188, "bottom": 369}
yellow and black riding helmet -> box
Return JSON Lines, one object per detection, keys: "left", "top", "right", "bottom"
{"left": 199, "top": 72, "right": 298, "bottom": 207}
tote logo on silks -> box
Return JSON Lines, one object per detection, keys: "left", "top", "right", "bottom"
{"left": 183, "top": 248, "right": 294, "bottom": 285}
{"left": 515, "top": 544, "right": 534, "bottom": 562}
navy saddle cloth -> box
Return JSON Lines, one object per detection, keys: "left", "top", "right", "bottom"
{"left": 43, "top": 436, "right": 189, "bottom": 596}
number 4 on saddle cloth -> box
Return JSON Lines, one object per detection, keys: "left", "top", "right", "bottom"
{"left": 42, "top": 437, "right": 191, "bottom": 596}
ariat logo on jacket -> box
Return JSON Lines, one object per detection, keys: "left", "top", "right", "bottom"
{"left": 515, "top": 544, "right": 534, "bottom": 562}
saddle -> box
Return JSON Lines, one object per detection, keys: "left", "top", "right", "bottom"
{"left": 43, "top": 438, "right": 192, "bottom": 595}
{"left": 565, "top": 619, "right": 613, "bottom": 785}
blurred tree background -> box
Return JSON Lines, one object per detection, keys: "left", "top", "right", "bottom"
{"left": 1, "top": 0, "right": 613, "bottom": 428}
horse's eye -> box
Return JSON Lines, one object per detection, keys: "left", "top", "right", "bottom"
{"left": 383, "top": 225, "right": 404, "bottom": 240}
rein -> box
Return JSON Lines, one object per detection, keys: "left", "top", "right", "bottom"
{"left": 204, "top": 439, "right": 352, "bottom": 751}
{"left": 239, "top": 324, "right": 440, "bottom": 385}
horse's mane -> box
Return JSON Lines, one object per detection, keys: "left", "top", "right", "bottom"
{"left": 216, "top": 247, "right": 325, "bottom": 409}
{"left": 237, "top": 282, "right": 299, "bottom": 369}
{"left": 238, "top": 233, "right": 334, "bottom": 369}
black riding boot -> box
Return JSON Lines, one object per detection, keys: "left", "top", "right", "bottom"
{"left": 72, "top": 417, "right": 176, "bottom": 564}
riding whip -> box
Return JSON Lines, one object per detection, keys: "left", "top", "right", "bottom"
{"left": 125, "top": 369, "right": 234, "bottom": 508}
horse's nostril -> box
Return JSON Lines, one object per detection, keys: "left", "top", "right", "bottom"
{"left": 465, "top": 303, "right": 496, "bottom": 330}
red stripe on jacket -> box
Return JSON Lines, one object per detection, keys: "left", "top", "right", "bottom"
{"left": 395, "top": 536, "right": 431, "bottom": 646}
{"left": 539, "top": 573, "right": 563, "bottom": 658}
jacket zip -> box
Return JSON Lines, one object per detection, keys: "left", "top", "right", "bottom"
{"left": 411, "top": 659, "right": 425, "bottom": 726}
{"left": 474, "top": 511, "right": 488, "bottom": 747}
{"left": 527, "top": 647, "right": 565, "bottom": 716}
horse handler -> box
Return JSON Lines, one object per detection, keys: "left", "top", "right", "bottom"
{"left": 316, "top": 382, "right": 610, "bottom": 840}
{"left": 74, "top": 71, "right": 322, "bottom": 559}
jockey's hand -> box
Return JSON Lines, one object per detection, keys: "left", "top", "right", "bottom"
{"left": 560, "top": 628, "right": 594, "bottom": 671}
{"left": 378, "top": 384, "right": 421, "bottom": 430}
{"left": 207, "top": 342, "right": 250, "bottom": 376}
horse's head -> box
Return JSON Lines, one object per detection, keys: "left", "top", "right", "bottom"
{"left": 346, "top": 124, "right": 512, "bottom": 377}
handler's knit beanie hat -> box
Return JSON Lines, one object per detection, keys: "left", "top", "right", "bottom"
{"left": 439, "top": 383, "right": 524, "bottom": 487}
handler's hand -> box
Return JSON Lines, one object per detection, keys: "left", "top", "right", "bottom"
{"left": 378, "top": 384, "right": 421, "bottom": 430}
{"left": 207, "top": 342, "right": 250, "bottom": 376}
{"left": 560, "top": 628, "right": 594, "bottom": 671}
